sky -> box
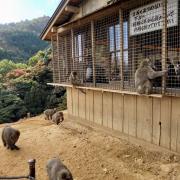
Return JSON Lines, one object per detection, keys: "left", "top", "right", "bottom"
{"left": 0, "top": 0, "right": 61, "bottom": 24}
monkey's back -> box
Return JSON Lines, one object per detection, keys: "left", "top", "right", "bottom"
{"left": 44, "top": 109, "right": 55, "bottom": 116}
{"left": 47, "top": 158, "right": 73, "bottom": 180}
{"left": 135, "top": 67, "right": 149, "bottom": 87}
{"left": 52, "top": 112, "right": 64, "bottom": 125}
{"left": 2, "top": 126, "right": 20, "bottom": 144}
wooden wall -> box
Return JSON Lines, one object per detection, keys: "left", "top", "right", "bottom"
{"left": 67, "top": 87, "right": 180, "bottom": 153}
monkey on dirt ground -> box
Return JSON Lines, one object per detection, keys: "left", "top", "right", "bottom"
{"left": 135, "top": 58, "right": 167, "bottom": 95}
{"left": 69, "top": 71, "right": 86, "bottom": 94}
{"left": 52, "top": 111, "right": 64, "bottom": 125}
{"left": 44, "top": 108, "right": 57, "bottom": 120}
{"left": 1, "top": 126, "right": 20, "bottom": 150}
{"left": 46, "top": 157, "right": 73, "bottom": 180}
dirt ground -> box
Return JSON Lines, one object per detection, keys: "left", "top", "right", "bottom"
{"left": 0, "top": 113, "right": 180, "bottom": 180}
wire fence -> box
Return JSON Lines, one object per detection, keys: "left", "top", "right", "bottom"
{"left": 51, "top": 0, "right": 180, "bottom": 96}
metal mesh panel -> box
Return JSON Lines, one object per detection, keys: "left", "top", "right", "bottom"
{"left": 94, "top": 13, "right": 121, "bottom": 89}
{"left": 51, "top": 35, "right": 59, "bottom": 83}
{"left": 51, "top": 0, "right": 180, "bottom": 96}
{"left": 58, "top": 32, "right": 72, "bottom": 83}
{"left": 73, "top": 23, "right": 93, "bottom": 86}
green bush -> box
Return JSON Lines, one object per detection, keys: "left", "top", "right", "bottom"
{"left": 0, "top": 94, "right": 27, "bottom": 123}
{"left": 0, "top": 49, "right": 67, "bottom": 123}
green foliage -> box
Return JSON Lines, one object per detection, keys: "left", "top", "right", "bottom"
{"left": 28, "top": 50, "right": 45, "bottom": 66}
{"left": 0, "top": 59, "right": 17, "bottom": 76}
{"left": 0, "top": 59, "right": 28, "bottom": 84}
{"left": 58, "top": 92, "right": 67, "bottom": 111}
{"left": 0, "top": 93, "right": 27, "bottom": 123}
{"left": 0, "top": 16, "right": 50, "bottom": 61}
{"left": 0, "top": 59, "right": 27, "bottom": 77}
{"left": 0, "top": 48, "right": 66, "bottom": 123}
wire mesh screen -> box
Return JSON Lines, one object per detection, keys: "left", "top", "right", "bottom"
{"left": 51, "top": 35, "right": 59, "bottom": 83}
{"left": 73, "top": 23, "right": 93, "bottom": 86}
{"left": 58, "top": 31, "right": 72, "bottom": 83}
{"left": 52, "top": 0, "right": 180, "bottom": 96}
{"left": 94, "top": 13, "right": 121, "bottom": 89}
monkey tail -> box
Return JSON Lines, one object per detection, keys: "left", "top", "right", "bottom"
{"left": 72, "top": 85, "right": 86, "bottom": 94}
{"left": 79, "top": 88, "right": 86, "bottom": 94}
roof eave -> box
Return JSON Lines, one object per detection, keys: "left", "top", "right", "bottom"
{"left": 40, "top": 0, "right": 69, "bottom": 41}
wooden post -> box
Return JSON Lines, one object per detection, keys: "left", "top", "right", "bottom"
{"left": 119, "top": 9, "right": 124, "bottom": 89}
{"left": 91, "top": 21, "right": 96, "bottom": 86}
{"left": 162, "top": 0, "right": 167, "bottom": 94}
{"left": 28, "top": 159, "right": 36, "bottom": 179}
{"left": 71, "top": 29, "right": 75, "bottom": 69}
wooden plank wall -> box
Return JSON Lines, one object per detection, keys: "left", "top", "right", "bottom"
{"left": 67, "top": 87, "right": 180, "bottom": 153}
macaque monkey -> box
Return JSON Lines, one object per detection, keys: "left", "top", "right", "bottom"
{"left": 2, "top": 126, "right": 20, "bottom": 150}
{"left": 52, "top": 111, "right": 64, "bottom": 125}
{"left": 46, "top": 157, "right": 73, "bottom": 180}
{"left": 69, "top": 71, "right": 86, "bottom": 94}
{"left": 44, "top": 108, "right": 57, "bottom": 120}
{"left": 135, "top": 58, "right": 167, "bottom": 94}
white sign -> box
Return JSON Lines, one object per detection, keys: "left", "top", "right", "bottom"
{"left": 130, "top": 0, "right": 178, "bottom": 36}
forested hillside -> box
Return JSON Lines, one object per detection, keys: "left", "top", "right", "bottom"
{"left": 0, "top": 16, "right": 50, "bottom": 62}
{"left": 0, "top": 49, "right": 66, "bottom": 123}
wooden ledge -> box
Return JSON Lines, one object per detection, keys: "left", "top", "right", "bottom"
{"left": 47, "top": 83, "right": 163, "bottom": 98}
{"left": 48, "top": 83, "right": 73, "bottom": 88}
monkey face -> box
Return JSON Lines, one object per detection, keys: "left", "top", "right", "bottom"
{"left": 57, "top": 170, "right": 73, "bottom": 180}
{"left": 140, "top": 58, "right": 151, "bottom": 67}
{"left": 72, "top": 71, "right": 77, "bottom": 76}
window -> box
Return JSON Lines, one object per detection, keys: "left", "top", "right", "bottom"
{"left": 74, "top": 34, "right": 83, "bottom": 62}
{"left": 108, "top": 21, "right": 129, "bottom": 81}
{"left": 109, "top": 24, "right": 120, "bottom": 81}
{"left": 123, "top": 21, "right": 129, "bottom": 81}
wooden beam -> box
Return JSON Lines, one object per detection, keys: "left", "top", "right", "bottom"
{"left": 119, "top": 9, "right": 124, "bottom": 89}
{"left": 51, "top": 26, "right": 57, "bottom": 33}
{"left": 57, "top": 4, "right": 120, "bottom": 34}
{"left": 47, "top": 83, "right": 163, "bottom": 98}
{"left": 91, "top": 20, "right": 96, "bottom": 86}
{"left": 162, "top": 0, "right": 167, "bottom": 94}
{"left": 65, "top": 5, "right": 80, "bottom": 14}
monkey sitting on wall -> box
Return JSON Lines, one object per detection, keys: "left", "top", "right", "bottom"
{"left": 2, "top": 126, "right": 20, "bottom": 150}
{"left": 44, "top": 108, "right": 57, "bottom": 120}
{"left": 52, "top": 111, "right": 64, "bottom": 125}
{"left": 69, "top": 71, "right": 82, "bottom": 85}
{"left": 46, "top": 157, "right": 73, "bottom": 180}
{"left": 69, "top": 71, "right": 86, "bottom": 94}
{"left": 135, "top": 58, "right": 167, "bottom": 95}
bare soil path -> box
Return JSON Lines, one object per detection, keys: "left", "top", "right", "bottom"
{"left": 0, "top": 113, "right": 180, "bottom": 180}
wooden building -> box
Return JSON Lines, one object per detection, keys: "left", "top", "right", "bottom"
{"left": 41, "top": 0, "right": 180, "bottom": 153}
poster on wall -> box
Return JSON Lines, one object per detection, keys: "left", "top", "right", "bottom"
{"left": 130, "top": 0, "right": 178, "bottom": 36}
